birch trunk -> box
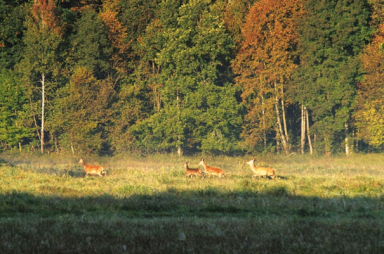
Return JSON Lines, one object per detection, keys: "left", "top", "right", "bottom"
{"left": 274, "top": 81, "right": 288, "bottom": 154}
{"left": 41, "top": 72, "right": 45, "bottom": 154}
{"left": 305, "top": 107, "right": 313, "bottom": 155}
{"left": 345, "top": 122, "right": 349, "bottom": 156}
{"left": 261, "top": 95, "right": 266, "bottom": 148}
{"left": 301, "top": 104, "right": 305, "bottom": 154}
{"left": 281, "top": 90, "right": 289, "bottom": 142}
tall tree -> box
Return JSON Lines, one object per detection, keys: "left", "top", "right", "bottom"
{"left": 68, "top": 6, "right": 112, "bottom": 79}
{"left": 356, "top": 24, "right": 384, "bottom": 149}
{"left": 131, "top": 0, "right": 242, "bottom": 155}
{"left": 17, "top": 0, "right": 64, "bottom": 153}
{"left": 0, "top": 0, "right": 28, "bottom": 70}
{"left": 232, "top": 0, "right": 304, "bottom": 154}
{"left": 48, "top": 67, "right": 115, "bottom": 155}
{"left": 222, "top": 0, "right": 257, "bottom": 45}
{"left": 99, "top": 0, "right": 129, "bottom": 77}
{"left": 0, "top": 69, "right": 34, "bottom": 151}
{"left": 293, "top": 0, "right": 371, "bottom": 155}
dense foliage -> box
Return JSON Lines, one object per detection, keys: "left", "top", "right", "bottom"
{"left": 0, "top": 0, "right": 382, "bottom": 155}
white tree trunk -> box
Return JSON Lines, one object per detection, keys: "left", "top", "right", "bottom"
{"left": 261, "top": 95, "right": 266, "bottom": 148}
{"left": 274, "top": 81, "right": 288, "bottom": 154}
{"left": 345, "top": 122, "right": 349, "bottom": 156}
{"left": 41, "top": 72, "right": 45, "bottom": 154}
{"left": 301, "top": 104, "right": 305, "bottom": 154}
{"left": 305, "top": 107, "right": 313, "bottom": 155}
{"left": 281, "top": 90, "right": 289, "bottom": 142}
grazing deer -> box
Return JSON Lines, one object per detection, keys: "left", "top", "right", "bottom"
{"left": 78, "top": 159, "right": 106, "bottom": 177}
{"left": 246, "top": 159, "right": 276, "bottom": 179}
{"left": 199, "top": 159, "right": 225, "bottom": 177}
{"left": 183, "top": 162, "right": 203, "bottom": 178}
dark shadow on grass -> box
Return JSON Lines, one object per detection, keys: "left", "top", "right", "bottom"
{"left": 1, "top": 188, "right": 384, "bottom": 253}
{"left": 0, "top": 185, "right": 382, "bottom": 219}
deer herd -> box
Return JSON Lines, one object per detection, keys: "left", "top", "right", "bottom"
{"left": 79, "top": 158, "right": 277, "bottom": 179}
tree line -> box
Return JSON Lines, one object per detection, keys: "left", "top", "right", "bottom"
{"left": 0, "top": 0, "right": 383, "bottom": 156}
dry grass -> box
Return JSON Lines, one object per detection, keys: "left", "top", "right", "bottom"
{"left": 0, "top": 153, "right": 384, "bottom": 253}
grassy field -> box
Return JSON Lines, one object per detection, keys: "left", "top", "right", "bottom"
{"left": 0, "top": 153, "right": 384, "bottom": 253}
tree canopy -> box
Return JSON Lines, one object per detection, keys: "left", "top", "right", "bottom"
{"left": 0, "top": 0, "right": 381, "bottom": 155}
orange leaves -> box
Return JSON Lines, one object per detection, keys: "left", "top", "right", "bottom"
{"left": 232, "top": 0, "right": 304, "bottom": 148}
{"left": 99, "top": 0, "right": 129, "bottom": 74}
{"left": 233, "top": 0, "right": 304, "bottom": 94}
{"left": 31, "top": 0, "right": 62, "bottom": 36}
{"left": 356, "top": 24, "right": 384, "bottom": 145}
{"left": 360, "top": 24, "right": 384, "bottom": 101}
{"left": 239, "top": 0, "right": 304, "bottom": 76}
{"left": 99, "top": 0, "right": 127, "bottom": 48}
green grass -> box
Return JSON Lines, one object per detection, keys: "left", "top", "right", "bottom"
{"left": 0, "top": 153, "right": 384, "bottom": 253}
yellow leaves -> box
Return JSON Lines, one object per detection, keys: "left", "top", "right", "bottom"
{"left": 358, "top": 24, "right": 384, "bottom": 147}
{"left": 357, "top": 98, "right": 384, "bottom": 148}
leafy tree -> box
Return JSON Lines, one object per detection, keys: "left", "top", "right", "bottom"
{"left": 0, "top": 0, "right": 28, "bottom": 69}
{"left": 118, "top": 0, "right": 161, "bottom": 73}
{"left": 99, "top": 0, "right": 129, "bottom": 77}
{"left": 222, "top": 0, "right": 257, "bottom": 45}
{"left": 368, "top": 0, "right": 384, "bottom": 26}
{"left": 17, "top": 0, "right": 64, "bottom": 153}
{"left": 68, "top": 6, "right": 113, "bottom": 79}
{"left": 48, "top": 67, "right": 115, "bottom": 155}
{"left": 356, "top": 24, "right": 384, "bottom": 149}
{"left": 0, "top": 69, "right": 34, "bottom": 150}
{"left": 131, "top": 0, "right": 242, "bottom": 155}
{"left": 293, "top": 0, "right": 371, "bottom": 154}
{"left": 232, "top": 0, "right": 304, "bottom": 154}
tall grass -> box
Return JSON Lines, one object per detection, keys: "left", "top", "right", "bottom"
{"left": 0, "top": 153, "right": 384, "bottom": 253}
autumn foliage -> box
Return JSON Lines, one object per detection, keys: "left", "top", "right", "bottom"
{"left": 0, "top": 0, "right": 382, "bottom": 154}
{"left": 356, "top": 24, "right": 384, "bottom": 148}
{"left": 232, "top": 0, "right": 304, "bottom": 151}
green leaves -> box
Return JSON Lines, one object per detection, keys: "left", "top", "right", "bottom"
{"left": 130, "top": 0, "right": 240, "bottom": 154}
{"left": 293, "top": 0, "right": 371, "bottom": 153}
{"left": 69, "top": 7, "right": 113, "bottom": 78}
{"left": 0, "top": 69, "right": 34, "bottom": 149}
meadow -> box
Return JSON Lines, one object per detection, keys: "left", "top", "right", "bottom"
{"left": 0, "top": 153, "right": 384, "bottom": 253}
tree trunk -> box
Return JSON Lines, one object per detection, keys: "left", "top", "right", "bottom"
{"left": 176, "top": 90, "right": 183, "bottom": 156}
{"left": 301, "top": 104, "right": 305, "bottom": 154}
{"left": 305, "top": 107, "right": 313, "bottom": 155}
{"left": 345, "top": 122, "right": 349, "bottom": 156}
{"left": 281, "top": 89, "right": 289, "bottom": 142}
{"left": 41, "top": 72, "right": 45, "bottom": 154}
{"left": 177, "top": 146, "right": 183, "bottom": 156}
{"left": 261, "top": 95, "right": 266, "bottom": 148}
{"left": 30, "top": 98, "right": 41, "bottom": 141}
{"left": 274, "top": 81, "right": 289, "bottom": 154}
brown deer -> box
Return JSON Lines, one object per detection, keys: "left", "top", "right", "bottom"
{"left": 183, "top": 162, "right": 203, "bottom": 177}
{"left": 246, "top": 159, "right": 276, "bottom": 179}
{"left": 78, "top": 159, "right": 106, "bottom": 177}
{"left": 199, "top": 159, "right": 225, "bottom": 177}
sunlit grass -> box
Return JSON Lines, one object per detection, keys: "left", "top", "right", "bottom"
{"left": 0, "top": 153, "right": 384, "bottom": 253}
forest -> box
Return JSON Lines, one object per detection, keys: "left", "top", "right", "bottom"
{"left": 0, "top": 0, "right": 383, "bottom": 156}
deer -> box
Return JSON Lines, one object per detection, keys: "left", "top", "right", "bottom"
{"left": 199, "top": 159, "right": 225, "bottom": 177}
{"left": 183, "top": 162, "right": 204, "bottom": 178}
{"left": 246, "top": 158, "right": 276, "bottom": 179}
{"left": 78, "top": 158, "right": 106, "bottom": 177}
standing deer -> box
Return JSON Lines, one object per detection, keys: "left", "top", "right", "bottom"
{"left": 78, "top": 159, "right": 106, "bottom": 177}
{"left": 199, "top": 159, "right": 225, "bottom": 177}
{"left": 183, "top": 162, "right": 203, "bottom": 178}
{"left": 246, "top": 159, "right": 276, "bottom": 179}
